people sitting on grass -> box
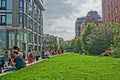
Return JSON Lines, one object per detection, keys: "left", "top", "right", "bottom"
{"left": 28, "top": 49, "right": 33, "bottom": 64}
{"left": 101, "top": 49, "right": 110, "bottom": 56}
{"left": 4, "top": 50, "right": 24, "bottom": 72}
{"left": 3, "top": 50, "right": 9, "bottom": 69}
{"left": 36, "top": 50, "right": 40, "bottom": 61}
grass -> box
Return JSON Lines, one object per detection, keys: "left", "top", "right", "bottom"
{"left": 1, "top": 52, "right": 120, "bottom": 80}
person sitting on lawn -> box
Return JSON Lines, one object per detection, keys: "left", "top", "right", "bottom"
{"left": 4, "top": 50, "right": 24, "bottom": 72}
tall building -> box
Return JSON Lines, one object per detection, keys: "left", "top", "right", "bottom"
{"left": 0, "top": 0, "right": 45, "bottom": 52}
{"left": 75, "top": 17, "right": 86, "bottom": 37}
{"left": 102, "top": 0, "right": 120, "bottom": 23}
{"left": 86, "top": 11, "right": 101, "bottom": 21}
{"left": 75, "top": 11, "right": 102, "bottom": 37}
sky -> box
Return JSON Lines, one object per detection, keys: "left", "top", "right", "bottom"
{"left": 43, "top": 0, "right": 102, "bottom": 40}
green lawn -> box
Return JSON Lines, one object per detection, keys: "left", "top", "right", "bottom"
{"left": 1, "top": 52, "right": 120, "bottom": 80}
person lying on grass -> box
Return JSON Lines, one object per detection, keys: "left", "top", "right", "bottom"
{"left": 4, "top": 50, "right": 24, "bottom": 72}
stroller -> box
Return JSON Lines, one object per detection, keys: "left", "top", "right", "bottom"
{"left": 0, "top": 54, "right": 4, "bottom": 73}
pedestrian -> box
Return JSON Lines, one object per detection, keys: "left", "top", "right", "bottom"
{"left": 41, "top": 51, "right": 45, "bottom": 59}
{"left": 18, "top": 49, "right": 23, "bottom": 59}
{"left": 36, "top": 50, "right": 39, "bottom": 61}
{"left": 3, "top": 50, "right": 9, "bottom": 69}
{"left": 28, "top": 50, "right": 33, "bottom": 64}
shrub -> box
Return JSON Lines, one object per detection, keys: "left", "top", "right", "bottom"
{"left": 111, "top": 48, "right": 120, "bottom": 58}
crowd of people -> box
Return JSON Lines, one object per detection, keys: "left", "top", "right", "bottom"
{"left": 0, "top": 46, "right": 65, "bottom": 73}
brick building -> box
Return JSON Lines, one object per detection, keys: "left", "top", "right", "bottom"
{"left": 102, "top": 0, "right": 120, "bottom": 23}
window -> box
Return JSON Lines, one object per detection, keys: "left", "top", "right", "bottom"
{"left": 28, "top": 4, "right": 33, "bottom": 17}
{"left": 6, "top": 0, "right": 12, "bottom": 10}
{"left": 114, "top": 7, "right": 118, "bottom": 14}
{"left": 29, "top": 19, "right": 33, "bottom": 30}
{"left": 24, "top": 0, "right": 27, "bottom": 12}
{"left": 111, "top": 1, "right": 112, "bottom": 7}
{"left": 1, "top": 15, "right": 5, "bottom": 23}
{"left": 108, "top": 4, "right": 110, "bottom": 11}
{"left": 34, "top": 34, "right": 37, "bottom": 44}
{"left": 6, "top": 14, "right": 12, "bottom": 26}
{"left": 1, "top": 0, "right": 6, "bottom": 7}
{"left": 19, "top": 14, "right": 23, "bottom": 27}
{"left": 114, "top": 0, "right": 118, "bottom": 4}
{"left": 0, "top": 31, "right": 6, "bottom": 52}
{"left": 19, "top": 0, "right": 23, "bottom": 11}
{"left": 29, "top": 32, "right": 33, "bottom": 43}
{"left": 0, "top": 15, "right": 6, "bottom": 25}
{"left": 24, "top": 15, "right": 27, "bottom": 28}
{"left": 115, "top": 17, "right": 118, "bottom": 23}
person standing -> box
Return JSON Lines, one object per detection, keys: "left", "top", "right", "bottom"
{"left": 28, "top": 50, "right": 33, "bottom": 64}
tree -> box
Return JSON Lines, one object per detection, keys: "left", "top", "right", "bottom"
{"left": 71, "top": 37, "right": 82, "bottom": 53}
{"left": 81, "top": 23, "right": 113, "bottom": 54}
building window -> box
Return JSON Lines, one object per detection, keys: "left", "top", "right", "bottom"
{"left": 28, "top": 4, "right": 33, "bottom": 17}
{"left": 19, "top": 14, "right": 23, "bottom": 27}
{"left": 1, "top": 0, "right": 6, "bottom": 7}
{"left": 6, "top": 14, "right": 12, "bottom": 26}
{"left": 24, "top": 15, "right": 27, "bottom": 28}
{"left": 108, "top": 4, "right": 110, "bottom": 11}
{"left": 29, "top": 19, "right": 33, "bottom": 30}
{"left": 0, "top": 15, "right": 6, "bottom": 25}
{"left": 6, "top": 0, "right": 12, "bottom": 10}
{"left": 19, "top": 0, "right": 23, "bottom": 11}
{"left": 29, "top": 32, "right": 33, "bottom": 43}
{"left": 111, "top": 1, "right": 113, "bottom": 7}
{"left": 0, "top": 31, "right": 6, "bottom": 52}
{"left": 115, "top": 17, "right": 118, "bottom": 23}
{"left": 114, "top": 0, "right": 118, "bottom": 4}
{"left": 114, "top": 7, "right": 118, "bottom": 14}
{"left": 24, "top": 0, "right": 27, "bottom": 12}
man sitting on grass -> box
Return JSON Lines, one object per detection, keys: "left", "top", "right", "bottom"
{"left": 4, "top": 50, "right": 24, "bottom": 72}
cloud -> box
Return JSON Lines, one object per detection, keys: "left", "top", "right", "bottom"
{"left": 43, "top": 0, "right": 102, "bottom": 40}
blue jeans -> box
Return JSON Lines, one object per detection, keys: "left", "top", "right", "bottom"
{"left": 4, "top": 66, "right": 17, "bottom": 72}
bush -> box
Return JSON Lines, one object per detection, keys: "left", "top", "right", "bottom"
{"left": 111, "top": 48, "right": 120, "bottom": 58}
{"left": 111, "top": 23, "right": 120, "bottom": 58}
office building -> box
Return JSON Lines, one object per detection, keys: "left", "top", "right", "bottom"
{"left": 86, "top": 10, "right": 101, "bottom": 21}
{"left": 75, "top": 17, "right": 86, "bottom": 37}
{"left": 0, "top": 0, "right": 45, "bottom": 52}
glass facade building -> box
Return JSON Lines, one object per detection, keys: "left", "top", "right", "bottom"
{"left": 0, "top": 0, "right": 45, "bottom": 53}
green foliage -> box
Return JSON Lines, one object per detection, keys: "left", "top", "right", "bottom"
{"left": 82, "top": 23, "right": 113, "bottom": 54}
{"left": 71, "top": 37, "right": 82, "bottom": 52}
{"left": 111, "top": 23, "right": 120, "bottom": 58}
{"left": 59, "top": 41, "right": 72, "bottom": 50}
{"left": 111, "top": 48, "right": 120, "bottom": 58}
{"left": 1, "top": 53, "right": 120, "bottom": 80}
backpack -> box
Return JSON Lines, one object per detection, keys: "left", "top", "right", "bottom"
{"left": 29, "top": 53, "right": 33, "bottom": 58}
